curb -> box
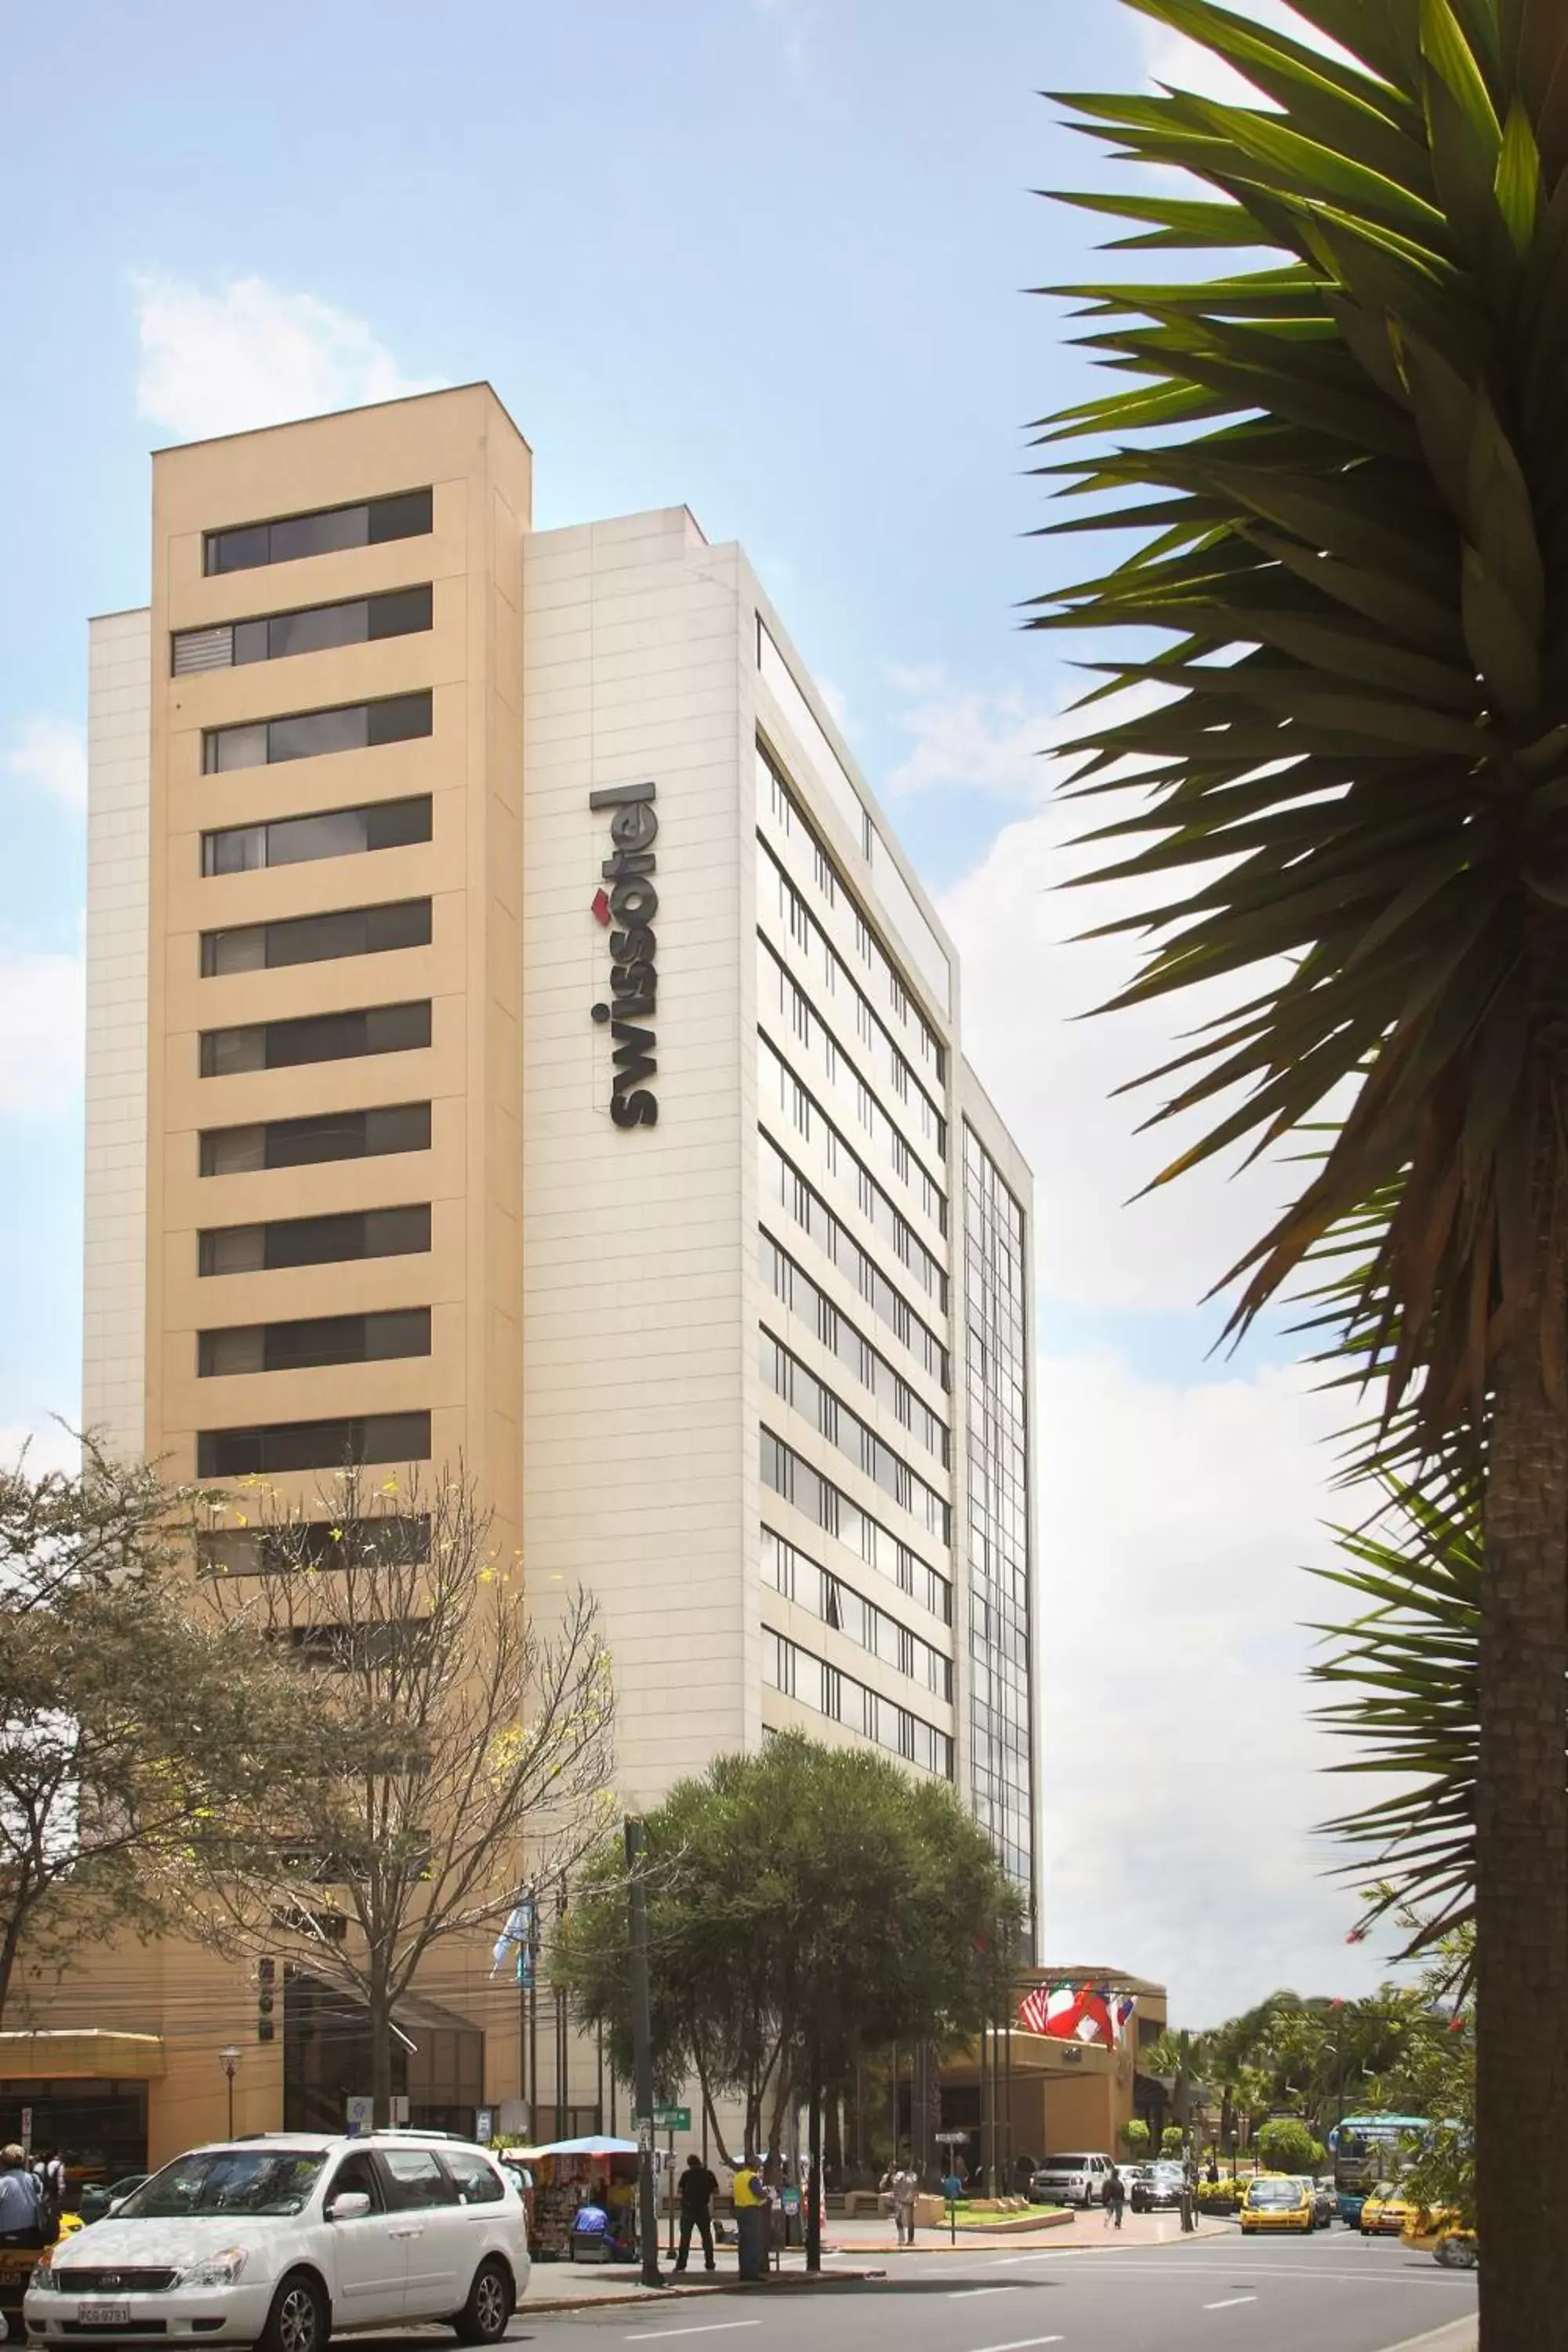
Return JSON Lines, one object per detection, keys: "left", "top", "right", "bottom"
{"left": 1380, "top": 2320, "right": 1478, "bottom": 2352}
{"left": 524, "top": 2267, "right": 885, "bottom": 2314}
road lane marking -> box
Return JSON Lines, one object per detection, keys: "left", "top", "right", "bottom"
{"left": 1203, "top": 2296, "right": 1258, "bottom": 2310}
{"left": 966, "top": 2338, "right": 1064, "bottom": 2351}
{"left": 624, "top": 2327, "right": 763, "bottom": 2343}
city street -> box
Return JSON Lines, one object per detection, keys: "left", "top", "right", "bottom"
{"left": 507, "top": 2230, "right": 1472, "bottom": 2352}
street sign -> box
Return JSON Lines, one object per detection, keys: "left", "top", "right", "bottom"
{"left": 934, "top": 2129, "right": 970, "bottom": 2144}
{"left": 345, "top": 2096, "right": 373, "bottom": 2135}
{"left": 653, "top": 2106, "right": 691, "bottom": 2132}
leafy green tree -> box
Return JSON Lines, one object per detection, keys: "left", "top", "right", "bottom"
{"left": 557, "top": 1733, "right": 1021, "bottom": 2164}
{"left": 1033, "top": 2, "right": 1568, "bottom": 2328}
{"left": 1120, "top": 2118, "right": 1151, "bottom": 2157}
{"left": 1254, "top": 2118, "right": 1325, "bottom": 2174}
{"left": 1160, "top": 2124, "right": 1185, "bottom": 2158}
{"left": 0, "top": 1443, "right": 324, "bottom": 2025}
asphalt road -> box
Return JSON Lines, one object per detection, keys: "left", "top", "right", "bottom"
{"left": 494, "top": 2226, "right": 1478, "bottom": 2352}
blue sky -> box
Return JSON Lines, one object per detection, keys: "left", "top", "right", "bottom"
{"left": 0, "top": 0, "right": 1397, "bottom": 2019}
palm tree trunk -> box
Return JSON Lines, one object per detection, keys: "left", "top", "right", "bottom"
{"left": 1479, "top": 1100, "right": 1568, "bottom": 2347}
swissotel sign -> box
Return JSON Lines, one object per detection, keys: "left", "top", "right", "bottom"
{"left": 589, "top": 780, "right": 659, "bottom": 1128}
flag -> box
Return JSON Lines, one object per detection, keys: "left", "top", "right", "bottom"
{"left": 1018, "top": 1983, "right": 1118, "bottom": 2045}
{"left": 490, "top": 1895, "right": 536, "bottom": 1977}
{"left": 1112, "top": 1995, "right": 1137, "bottom": 2043}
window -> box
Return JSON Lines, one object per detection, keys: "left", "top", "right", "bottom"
{"left": 201, "top": 898, "right": 431, "bottom": 976}
{"left": 198, "top": 1513, "right": 430, "bottom": 1577}
{"left": 202, "top": 692, "right": 432, "bottom": 775}
{"left": 200, "top": 1204, "right": 430, "bottom": 1276}
{"left": 174, "top": 585, "right": 433, "bottom": 673}
{"left": 325, "top": 2154, "right": 384, "bottom": 2212}
{"left": 203, "top": 796, "right": 431, "bottom": 877}
{"left": 204, "top": 488, "right": 433, "bottom": 575}
{"left": 381, "top": 2149, "right": 459, "bottom": 2209}
{"left": 197, "top": 1411, "right": 431, "bottom": 1478}
{"left": 440, "top": 2151, "right": 503, "bottom": 2205}
{"left": 200, "top": 1101, "right": 430, "bottom": 1175}
{"left": 198, "top": 1307, "right": 430, "bottom": 1377}
{"left": 200, "top": 1000, "right": 430, "bottom": 1076}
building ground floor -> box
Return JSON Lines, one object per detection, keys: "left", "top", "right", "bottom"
{"left": 1, "top": 1936, "right": 1164, "bottom": 2192}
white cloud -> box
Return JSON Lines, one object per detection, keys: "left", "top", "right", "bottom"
{"left": 885, "top": 671, "right": 1061, "bottom": 803}
{"left": 0, "top": 1421, "right": 80, "bottom": 1478}
{"left": 938, "top": 778, "right": 1297, "bottom": 1312}
{"left": 1035, "top": 1345, "right": 1393, "bottom": 2020}
{"left": 0, "top": 947, "right": 85, "bottom": 1119}
{"left": 132, "top": 274, "right": 441, "bottom": 444}
{"left": 753, "top": 0, "right": 808, "bottom": 75}
{"left": 4, "top": 717, "right": 86, "bottom": 815}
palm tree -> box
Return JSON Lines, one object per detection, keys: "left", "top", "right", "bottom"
{"left": 1032, "top": 2, "right": 1568, "bottom": 2339}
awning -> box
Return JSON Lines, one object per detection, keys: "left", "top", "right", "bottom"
{"left": 0, "top": 2029, "right": 165, "bottom": 2081}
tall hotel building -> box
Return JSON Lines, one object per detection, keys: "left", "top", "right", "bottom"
{"left": 64, "top": 385, "right": 1037, "bottom": 2158}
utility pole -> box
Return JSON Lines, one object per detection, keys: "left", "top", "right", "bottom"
{"left": 624, "top": 1817, "right": 663, "bottom": 2290}
{"left": 806, "top": 2056, "right": 822, "bottom": 2274}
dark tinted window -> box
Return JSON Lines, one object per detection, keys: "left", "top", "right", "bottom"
{"left": 325, "top": 2154, "right": 384, "bottom": 2213}
{"left": 176, "top": 587, "right": 431, "bottom": 675}
{"left": 197, "top": 1411, "right": 431, "bottom": 1477}
{"left": 202, "top": 694, "right": 431, "bottom": 774}
{"left": 198, "top": 1308, "right": 430, "bottom": 1377}
{"left": 198, "top": 1514, "right": 431, "bottom": 1577}
{"left": 205, "top": 490, "right": 432, "bottom": 575}
{"left": 201, "top": 899, "right": 431, "bottom": 977}
{"left": 203, "top": 797, "right": 433, "bottom": 877}
{"left": 200, "top": 1205, "right": 431, "bottom": 1276}
{"left": 200, "top": 1104, "right": 430, "bottom": 1175}
{"left": 199, "top": 1001, "right": 431, "bottom": 1076}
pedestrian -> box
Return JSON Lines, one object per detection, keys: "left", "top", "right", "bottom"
{"left": 731, "top": 2154, "right": 770, "bottom": 2281}
{"left": 880, "top": 2159, "right": 920, "bottom": 2248}
{"left": 1105, "top": 2165, "right": 1127, "bottom": 2231}
{"left": 674, "top": 2153, "right": 720, "bottom": 2274}
{"left": 31, "top": 2149, "right": 65, "bottom": 2241}
{"left": 0, "top": 2145, "right": 43, "bottom": 2249}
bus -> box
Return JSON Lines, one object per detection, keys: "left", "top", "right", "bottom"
{"left": 1328, "top": 2115, "right": 1429, "bottom": 2225}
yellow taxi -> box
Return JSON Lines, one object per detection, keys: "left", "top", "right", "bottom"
{"left": 1360, "top": 2181, "right": 1417, "bottom": 2237}
{"left": 0, "top": 2213, "right": 83, "bottom": 2322}
{"left": 1240, "top": 2176, "right": 1315, "bottom": 2234}
{"left": 1403, "top": 2207, "right": 1479, "bottom": 2270}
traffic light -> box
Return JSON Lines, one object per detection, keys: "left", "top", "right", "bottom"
{"left": 256, "top": 1958, "right": 276, "bottom": 2043}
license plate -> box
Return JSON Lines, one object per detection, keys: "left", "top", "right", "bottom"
{"left": 77, "top": 2303, "right": 132, "bottom": 2325}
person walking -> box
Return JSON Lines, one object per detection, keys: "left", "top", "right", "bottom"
{"left": 674, "top": 2154, "right": 719, "bottom": 2274}
{"left": 1105, "top": 2165, "right": 1127, "bottom": 2231}
{"left": 0, "top": 2146, "right": 43, "bottom": 2249}
{"left": 880, "top": 2160, "right": 920, "bottom": 2249}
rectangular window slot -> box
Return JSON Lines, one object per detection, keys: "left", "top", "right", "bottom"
{"left": 203, "top": 692, "right": 432, "bottom": 775}
{"left": 200, "top": 1000, "right": 430, "bottom": 1077}
{"left": 204, "top": 489, "right": 432, "bottom": 576}
{"left": 201, "top": 898, "right": 430, "bottom": 977}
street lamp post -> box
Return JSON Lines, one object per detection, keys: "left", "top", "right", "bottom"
{"left": 218, "top": 2045, "right": 241, "bottom": 2140}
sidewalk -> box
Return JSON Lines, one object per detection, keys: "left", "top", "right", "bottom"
{"left": 521, "top": 2210, "right": 1232, "bottom": 2312}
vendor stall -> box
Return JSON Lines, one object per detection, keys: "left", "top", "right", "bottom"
{"left": 500, "top": 2134, "right": 642, "bottom": 2263}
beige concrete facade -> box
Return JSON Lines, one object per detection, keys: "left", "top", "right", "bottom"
{"left": 56, "top": 385, "right": 1038, "bottom": 2172}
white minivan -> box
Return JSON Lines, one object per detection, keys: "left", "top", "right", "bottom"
{"left": 24, "top": 2132, "right": 529, "bottom": 2352}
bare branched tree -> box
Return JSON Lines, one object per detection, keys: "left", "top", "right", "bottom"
{"left": 189, "top": 1465, "right": 615, "bottom": 2122}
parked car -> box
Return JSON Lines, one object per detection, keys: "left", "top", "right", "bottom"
{"left": 1029, "top": 2152, "right": 1113, "bottom": 2209}
{"left": 1239, "top": 2177, "right": 1315, "bottom": 2235}
{"left": 1131, "top": 2164, "right": 1186, "bottom": 2213}
{"left": 1291, "top": 2176, "right": 1336, "bottom": 2229}
{"left": 72, "top": 2176, "right": 150, "bottom": 2225}
{"left": 25, "top": 2131, "right": 530, "bottom": 2352}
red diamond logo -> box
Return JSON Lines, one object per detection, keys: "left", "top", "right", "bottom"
{"left": 591, "top": 888, "right": 611, "bottom": 925}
